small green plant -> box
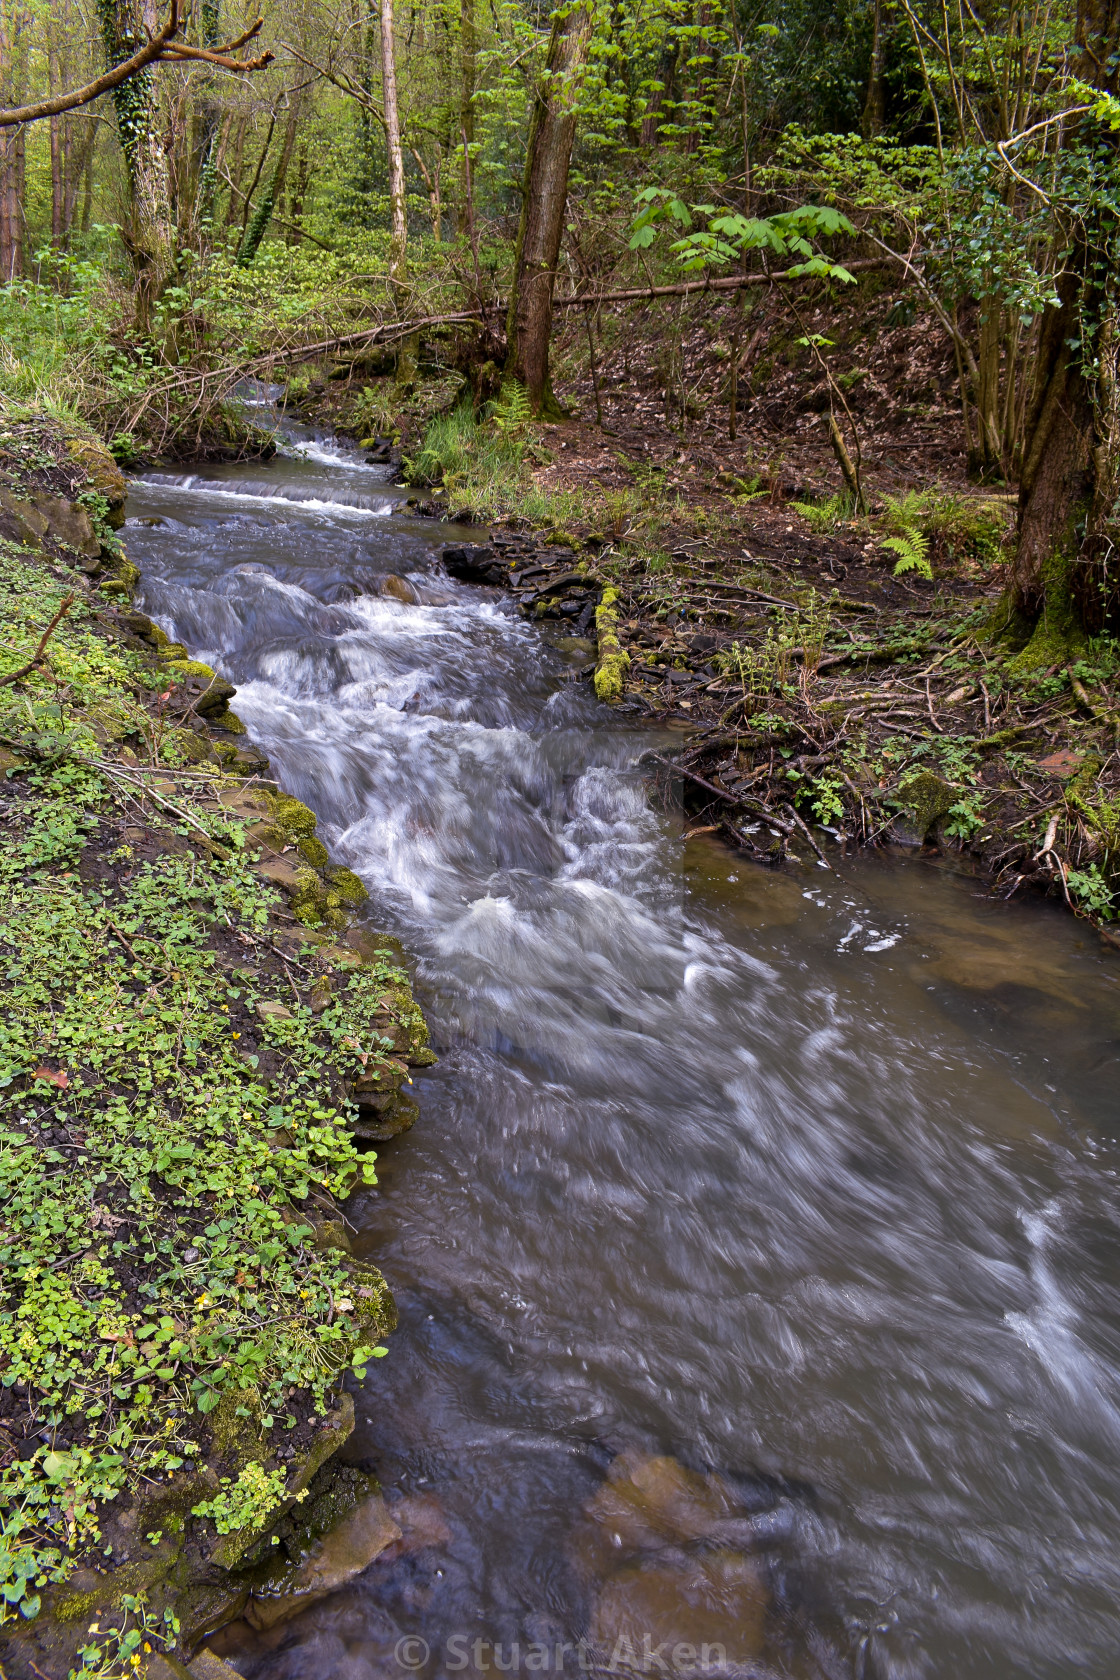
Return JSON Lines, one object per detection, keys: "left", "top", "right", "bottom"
{"left": 882, "top": 527, "right": 932, "bottom": 579}
{"left": 192, "top": 1462, "right": 304, "bottom": 1536}
{"left": 943, "top": 790, "right": 987, "bottom": 839}
{"left": 1066, "top": 862, "right": 1117, "bottom": 918}
{"left": 809, "top": 772, "right": 846, "bottom": 825}
{"left": 353, "top": 384, "right": 397, "bottom": 441}
{"left": 107, "top": 431, "right": 139, "bottom": 466}
{"left": 485, "top": 380, "right": 533, "bottom": 436}
{"left": 790, "top": 492, "right": 852, "bottom": 533}
{"left": 74, "top": 1594, "right": 178, "bottom": 1679}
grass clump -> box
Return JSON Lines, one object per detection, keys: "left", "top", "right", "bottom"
{"left": 403, "top": 387, "right": 535, "bottom": 518}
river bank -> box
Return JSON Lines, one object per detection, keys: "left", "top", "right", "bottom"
{"left": 0, "top": 419, "right": 434, "bottom": 1679}
{"left": 274, "top": 272, "right": 1120, "bottom": 936}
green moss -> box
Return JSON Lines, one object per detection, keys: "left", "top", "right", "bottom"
{"left": 327, "top": 866, "right": 368, "bottom": 908}
{"left": 298, "top": 835, "right": 331, "bottom": 870}
{"left": 895, "top": 770, "right": 957, "bottom": 838}
{"left": 264, "top": 793, "right": 320, "bottom": 842}
{"left": 0, "top": 533, "right": 430, "bottom": 1649}
{"left": 161, "top": 657, "right": 221, "bottom": 683}
{"left": 1007, "top": 543, "right": 1087, "bottom": 675}
{"left": 594, "top": 587, "right": 631, "bottom": 704}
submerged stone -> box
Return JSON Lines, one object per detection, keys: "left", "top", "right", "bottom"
{"left": 589, "top": 1552, "right": 768, "bottom": 1674}
{"left": 243, "top": 1495, "right": 402, "bottom": 1631}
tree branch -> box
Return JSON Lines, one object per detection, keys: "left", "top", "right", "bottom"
{"left": 0, "top": 593, "right": 76, "bottom": 687}
{"left": 0, "top": 4, "right": 273, "bottom": 128}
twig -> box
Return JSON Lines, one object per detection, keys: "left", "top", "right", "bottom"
{"left": 0, "top": 593, "right": 76, "bottom": 688}
{"left": 781, "top": 802, "right": 834, "bottom": 869}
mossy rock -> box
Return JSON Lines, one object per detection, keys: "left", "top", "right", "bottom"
{"left": 327, "top": 866, "right": 367, "bottom": 908}
{"left": 209, "top": 1388, "right": 267, "bottom": 1470}
{"left": 87, "top": 697, "right": 145, "bottom": 744}
{"left": 49, "top": 1553, "right": 175, "bottom": 1625}
{"left": 298, "top": 835, "right": 331, "bottom": 870}
{"left": 161, "top": 728, "right": 214, "bottom": 765}
{"left": 343, "top": 1260, "right": 396, "bottom": 1347}
{"left": 264, "top": 792, "right": 320, "bottom": 843}
{"left": 211, "top": 707, "right": 247, "bottom": 735}
{"left": 161, "top": 661, "right": 238, "bottom": 718}
{"left": 63, "top": 435, "right": 128, "bottom": 526}
{"left": 109, "top": 558, "right": 141, "bottom": 592}
{"left": 894, "top": 770, "right": 956, "bottom": 843}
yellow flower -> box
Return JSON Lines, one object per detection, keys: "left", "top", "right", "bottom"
{"left": 299, "top": 1289, "right": 310, "bottom": 1298}
{"left": 195, "top": 1292, "right": 211, "bottom": 1308}
{"left": 232, "top": 1031, "right": 240, "bottom": 1039}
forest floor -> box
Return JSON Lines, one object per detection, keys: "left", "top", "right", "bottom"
{"left": 308, "top": 275, "right": 1120, "bottom": 937}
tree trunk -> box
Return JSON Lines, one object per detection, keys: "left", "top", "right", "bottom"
{"left": 194, "top": 0, "right": 222, "bottom": 243}
{"left": 100, "top": 0, "right": 177, "bottom": 331}
{"left": 48, "top": 40, "right": 63, "bottom": 244}
{"left": 238, "top": 96, "right": 301, "bottom": 266}
{"left": 1010, "top": 267, "right": 1096, "bottom": 661}
{"left": 1007, "top": 0, "right": 1120, "bottom": 659}
{"left": 861, "top": 0, "right": 885, "bottom": 139}
{"left": 457, "top": 0, "right": 475, "bottom": 238}
{"left": 505, "top": 0, "right": 593, "bottom": 412}
{"left": 0, "top": 123, "right": 23, "bottom": 282}
{"left": 380, "top": 0, "right": 407, "bottom": 281}
{"left": 0, "top": 0, "right": 26, "bottom": 282}
{"left": 641, "top": 43, "right": 678, "bottom": 145}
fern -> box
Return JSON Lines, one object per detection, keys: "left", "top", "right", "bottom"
{"left": 789, "top": 492, "right": 851, "bottom": 532}
{"left": 487, "top": 381, "right": 533, "bottom": 435}
{"left": 882, "top": 526, "right": 932, "bottom": 580}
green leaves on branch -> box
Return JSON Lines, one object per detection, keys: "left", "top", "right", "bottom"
{"left": 629, "top": 188, "right": 856, "bottom": 280}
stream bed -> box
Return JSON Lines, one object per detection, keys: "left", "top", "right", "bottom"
{"left": 125, "top": 422, "right": 1120, "bottom": 1680}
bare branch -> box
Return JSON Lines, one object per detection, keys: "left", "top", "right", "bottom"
{"left": 0, "top": 3, "right": 273, "bottom": 128}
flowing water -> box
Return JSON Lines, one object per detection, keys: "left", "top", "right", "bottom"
{"left": 125, "top": 419, "right": 1120, "bottom": 1680}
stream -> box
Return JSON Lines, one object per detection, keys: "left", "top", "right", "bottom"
{"left": 125, "top": 418, "right": 1120, "bottom": 1680}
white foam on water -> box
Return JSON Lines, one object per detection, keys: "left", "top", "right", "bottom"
{"left": 132, "top": 477, "right": 396, "bottom": 519}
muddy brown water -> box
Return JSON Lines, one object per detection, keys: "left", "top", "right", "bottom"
{"left": 126, "top": 417, "right": 1120, "bottom": 1680}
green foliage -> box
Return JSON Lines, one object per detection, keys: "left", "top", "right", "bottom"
{"left": 790, "top": 493, "right": 853, "bottom": 532}
{"left": 630, "top": 189, "right": 856, "bottom": 279}
{"left": 403, "top": 395, "right": 537, "bottom": 518}
{"left": 809, "top": 772, "right": 845, "bottom": 825}
{"left": 882, "top": 527, "right": 933, "bottom": 580}
{"left": 1066, "top": 863, "right": 1117, "bottom": 920}
{"left": 192, "top": 1463, "right": 305, "bottom": 1535}
{"left": 879, "top": 489, "right": 1007, "bottom": 567}
{"left": 0, "top": 539, "right": 409, "bottom": 1613}
{"left": 74, "top": 1593, "right": 178, "bottom": 1679}
{"left": 943, "top": 790, "right": 988, "bottom": 840}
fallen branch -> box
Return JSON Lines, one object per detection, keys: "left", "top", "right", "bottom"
{"left": 548, "top": 258, "right": 888, "bottom": 309}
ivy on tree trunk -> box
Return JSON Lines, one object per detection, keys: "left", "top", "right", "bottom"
{"left": 505, "top": 0, "right": 593, "bottom": 415}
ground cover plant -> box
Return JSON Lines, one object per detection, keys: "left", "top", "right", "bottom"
{"left": 0, "top": 501, "right": 430, "bottom": 1675}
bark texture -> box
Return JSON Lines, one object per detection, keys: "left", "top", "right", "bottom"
{"left": 380, "top": 0, "right": 407, "bottom": 282}
{"left": 458, "top": 0, "right": 476, "bottom": 238}
{"left": 99, "top": 0, "right": 177, "bottom": 329}
{"left": 1009, "top": 0, "right": 1120, "bottom": 650}
{"left": 505, "top": 1, "right": 593, "bottom": 412}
